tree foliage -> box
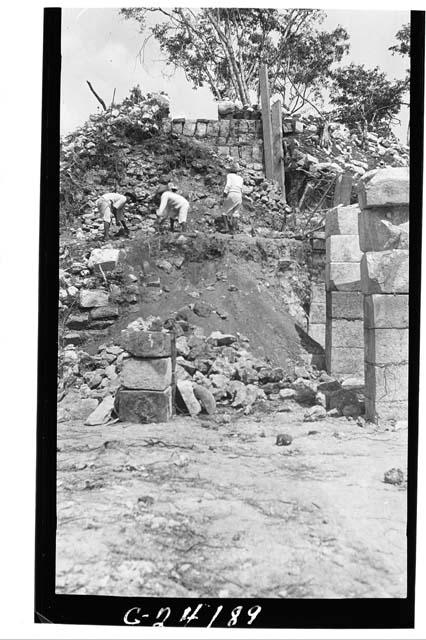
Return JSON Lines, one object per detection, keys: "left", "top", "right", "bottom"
{"left": 389, "top": 23, "right": 410, "bottom": 57}
{"left": 329, "top": 64, "right": 407, "bottom": 137}
{"left": 120, "top": 8, "right": 349, "bottom": 113}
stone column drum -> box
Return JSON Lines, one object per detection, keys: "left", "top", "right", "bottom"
{"left": 358, "top": 167, "right": 409, "bottom": 422}
{"left": 116, "top": 328, "right": 176, "bottom": 423}
{"left": 325, "top": 203, "right": 364, "bottom": 379}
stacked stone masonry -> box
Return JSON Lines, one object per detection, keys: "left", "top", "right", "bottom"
{"left": 162, "top": 118, "right": 264, "bottom": 166}
{"left": 117, "top": 329, "right": 176, "bottom": 423}
{"left": 325, "top": 204, "right": 364, "bottom": 379}
{"left": 357, "top": 167, "right": 409, "bottom": 422}
{"left": 308, "top": 282, "right": 326, "bottom": 348}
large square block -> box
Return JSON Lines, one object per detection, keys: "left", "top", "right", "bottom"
{"left": 365, "top": 399, "right": 407, "bottom": 422}
{"left": 326, "top": 318, "right": 364, "bottom": 349}
{"left": 310, "top": 302, "right": 326, "bottom": 324}
{"left": 325, "top": 204, "right": 359, "bottom": 237}
{"left": 325, "top": 262, "right": 361, "bottom": 291}
{"left": 117, "top": 388, "right": 173, "bottom": 423}
{"left": 358, "top": 167, "right": 409, "bottom": 209}
{"left": 326, "top": 346, "right": 364, "bottom": 378}
{"left": 326, "top": 235, "right": 362, "bottom": 263}
{"left": 120, "top": 329, "right": 173, "bottom": 357}
{"left": 365, "top": 362, "right": 408, "bottom": 405}
{"left": 326, "top": 291, "right": 363, "bottom": 320}
{"left": 359, "top": 206, "right": 409, "bottom": 252}
{"left": 364, "top": 294, "right": 408, "bottom": 329}
{"left": 121, "top": 357, "right": 172, "bottom": 391}
{"left": 365, "top": 328, "right": 408, "bottom": 365}
{"left": 360, "top": 251, "right": 409, "bottom": 294}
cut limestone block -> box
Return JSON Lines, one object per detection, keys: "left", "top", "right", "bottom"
{"left": 364, "top": 294, "right": 409, "bottom": 329}
{"left": 309, "top": 302, "right": 326, "bottom": 324}
{"left": 365, "top": 362, "right": 408, "bottom": 402}
{"left": 325, "top": 204, "right": 359, "bottom": 237}
{"left": 121, "top": 357, "right": 172, "bottom": 391}
{"left": 117, "top": 387, "right": 173, "bottom": 423}
{"left": 88, "top": 248, "right": 121, "bottom": 273}
{"left": 182, "top": 120, "right": 197, "bottom": 136}
{"left": 325, "top": 262, "right": 361, "bottom": 291}
{"left": 326, "top": 235, "right": 362, "bottom": 263}
{"left": 84, "top": 395, "right": 114, "bottom": 426}
{"left": 66, "top": 313, "right": 90, "bottom": 330}
{"left": 79, "top": 289, "right": 109, "bottom": 308}
{"left": 326, "top": 291, "right": 363, "bottom": 320}
{"left": 176, "top": 380, "right": 201, "bottom": 416}
{"left": 326, "top": 318, "right": 364, "bottom": 348}
{"left": 120, "top": 329, "right": 173, "bottom": 358}
{"left": 365, "top": 328, "right": 408, "bottom": 365}
{"left": 360, "top": 250, "right": 409, "bottom": 294}
{"left": 311, "top": 282, "right": 325, "bottom": 301}
{"left": 358, "top": 167, "right": 409, "bottom": 209}
{"left": 326, "top": 346, "right": 364, "bottom": 378}
{"left": 308, "top": 323, "right": 325, "bottom": 348}
{"left": 90, "top": 305, "right": 119, "bottom": 320}
{"left": 193, "top": 384, "right": 216, "bottom": 414}
{"left": 359, "top": 206, "right": 409, "bottom": 252}
{"left": 366, "top": 399, "right": 407, "bottom": 422}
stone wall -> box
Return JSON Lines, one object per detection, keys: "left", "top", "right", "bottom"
{"left": 325, "top": 204, "right": 364, "bottom": 379}
{"left": 116, "top": 328, "right": 176, "bottom": 423}
{"left": 162, "top": 118, "right": 264, "bottom": 167}
{"left": 357, "top": 167, "right": 409, "bottom": 422}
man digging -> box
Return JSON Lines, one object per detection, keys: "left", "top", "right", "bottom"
{"left": 155, "top": 184, "right": 190, "bottom": 233}
{"left": 222, "top": 162, "right": 243, "bottom": 234}
{"left": 96, "top": 191, "right": 136, "bottom": 241}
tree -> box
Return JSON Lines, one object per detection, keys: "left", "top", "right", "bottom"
{"left": 389, "top": 23, "right": 410, "bottom": 144}
{"left": 329, "top": 64, "right": 407, "bottom": 140}
{"left": 389, "top": 23, "right": 410, "bottom": 57}
{"left": 120, "top": 8, "right": 349, "bottom": 113}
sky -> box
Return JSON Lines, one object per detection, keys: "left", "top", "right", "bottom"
{"left": 60, "top": 8, "right": 410, "bottom": 139}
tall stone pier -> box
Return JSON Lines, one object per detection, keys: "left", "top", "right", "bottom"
{"left": 325, "top": 204, "right": 364, "bottom": 379}
{"left": 358, "top": 167, "right": 409, "bottom": 422}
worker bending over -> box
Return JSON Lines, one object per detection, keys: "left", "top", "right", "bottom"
{"left": 97, "top": 191, "right": 136, "bottom": 241}
{"left": 156, "top": 185, "right": 189, "bottom": 232}
{"left": 222, "top": 163, "right": 243, "bottom": 234}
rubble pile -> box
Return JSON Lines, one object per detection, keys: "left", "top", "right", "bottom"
{"left": 58, "top": 308, "right": 367, "bottom": 425}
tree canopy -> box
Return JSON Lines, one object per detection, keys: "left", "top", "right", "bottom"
{"left": 329, "top": 64, "right": 407, "bottom": 137}
{"left": 120, "top": 8, "right": 349, "bottom": 114}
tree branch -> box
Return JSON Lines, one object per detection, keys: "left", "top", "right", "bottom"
{"left": 86, "top": 81, "right": 106, "bottom": 110}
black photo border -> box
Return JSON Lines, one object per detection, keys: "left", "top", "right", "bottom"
{"left": 35, "top": 7, "right": 424, "bottom": 629}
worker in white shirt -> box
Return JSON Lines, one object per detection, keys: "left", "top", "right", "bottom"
{"left": 222, "top": 163, "right": 243, "bottom": 233}
{"left": 156, "top": 184, "right": 189, "bottom": 232}
{"left": 96, "top": 191, "right": 135, "bottom": 240}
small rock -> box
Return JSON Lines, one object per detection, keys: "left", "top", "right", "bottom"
{"left": 85, "top": 395, "right": 115, "bottom": 426}
{"left": 384, "top": 468, "right": 404, "bottom": 486}
{"left": 193, "top": 384, "right": 216, "bottom": 414}
{"left": 279, "top": 388, "right": 296, "bottom": 399}
{"left": 276, "top": 433, "right": 293, "bottom": 446}
{"left": 193, "top": 301, "right": 213, "bottom": 317}
{"left": 176, "top": 336, "right": 190, "bottom": 357}
{"left": 176, "top": 380, "right": 202, "bottom": 416}
{"left": 304, "top": 405, "right": 327, "bottom": 422}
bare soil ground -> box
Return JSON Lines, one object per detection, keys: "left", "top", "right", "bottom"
{"left": 56, "top": 407, "right": 407, "bottom": 598}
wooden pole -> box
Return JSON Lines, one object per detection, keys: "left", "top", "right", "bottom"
{"left": 259, "top": 64, "right": 274, "bottom": 180}
{"left": 271, "top": 99, "right": 286, "bottom": 202}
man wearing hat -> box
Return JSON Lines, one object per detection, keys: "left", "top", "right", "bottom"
{"left": 155, "top": 183, "right": 190, "bottom": 232}
{"left": 222, "top": 163, "right": 243, "bottom": 234}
